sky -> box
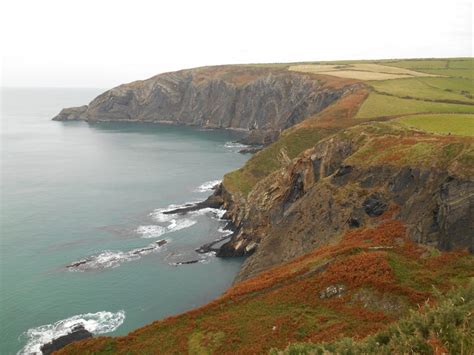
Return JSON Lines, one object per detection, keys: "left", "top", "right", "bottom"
{"left": 0, "top": 0, "right": 472, "bottom": 88}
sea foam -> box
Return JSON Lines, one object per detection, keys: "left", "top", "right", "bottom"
{"left": 18, "top": 310, "right": 125, "bottom": 355}
{"left": 67, "top": 241, "right": 166, "bottom": 271}
{"left": 194, "top": 179, "right": 222, "bottom": 192}
{"left": 224, "top": 142, "right": 250, "bottom": 151}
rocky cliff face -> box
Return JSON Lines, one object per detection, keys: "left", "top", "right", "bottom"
{"left": 53, "top": 66, "right": 357, "bottom": 144}
{"left": 218, "top": 123, "right": 474, "bottom": 282}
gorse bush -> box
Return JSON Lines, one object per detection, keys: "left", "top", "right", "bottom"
{"left": 275, "top": 279, "right": 474, "bottom": 355}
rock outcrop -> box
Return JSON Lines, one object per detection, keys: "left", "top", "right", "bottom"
{"left": 40, "top": 325, "right": 92, "bottom": 355}
{"left": 217, "top": 123, "right": 474, "bottom": 281}
{"left": 53, "top": 66, "right": 358, "bottom": 144}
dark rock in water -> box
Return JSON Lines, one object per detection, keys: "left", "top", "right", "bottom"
{"left": 131, "top": 240, "right": 167, "bottom": 255}
{"left": 238, "top": 147, "right": 262, "bottom": 154}
{"left": 66, "top": 259, "right": 89, "bottom": 268}
{"left": 362, "top": 193, "right": 388, "bottom": 217}
{"left": 174, "top": 259, "right": 200, "bottom": 265}
{"left": 164, "top": 187, "right": 224, "bottom": 215}
{"left": 40, "top": 325, "right": 92, "bottom": 354}
{"left": 196, "top": 234, "right": 234, "bottom": 254}
{"left": 239, "top": 129, "right": 280, "bottom": 146}
{"left": 156, "top": 239, "right": 167, "bottom": 247}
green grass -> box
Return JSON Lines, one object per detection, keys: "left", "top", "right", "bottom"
{"left": 382, "top": 59, "right": 451, "bottom": 70}
{"left": 383, "top": 58, "right": 473, "bottom": 80}
{"left": 398, "top": 114, "right": 474, "bottom": 136}
{"left": 370, "top": 77, "right": 474, "bottom": 104}
{"left": 356, "top": 92, "right": 474, "bottom": 119}
{"left": 276, "top": 279, "right": 474, "bottom": 355}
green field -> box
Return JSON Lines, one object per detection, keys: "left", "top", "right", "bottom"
{"left": 384, "top": 58, "right": 473, "bottom": 80}
{"left": 356, "top": 58, "right": 474, "bottom": 119}
{"left": 355, "top": 92, "right": 474, "bottom": 119}
{"left": 370, "top": 77, "right": 473, "bottom": 104}
{"left": 398, "top": 114, "right": 474, "bottom": 136}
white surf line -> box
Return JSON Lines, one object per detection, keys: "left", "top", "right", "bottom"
{"left": 194, "top": 179, "right": 222, "bottom": 192}
{"left": 18, "top": 310, "right": 125, "bottom": 355}
{"left": 66, "top": 240, "right": 167, "bottom": 271}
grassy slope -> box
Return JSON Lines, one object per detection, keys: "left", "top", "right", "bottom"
{"left": 224, "top": 58, "right": 473, "bottom": 197}
{"left": 277, "top": 279, "right": 474, "bottom": 355}
{"left": 398, "top": 114, "right": 474, "bottom": 137}
{"left": 57, "top": 219, "right": 473, "bottom": 354}
{"left": 223, "top": 86, "right": 368, "bottom": 195}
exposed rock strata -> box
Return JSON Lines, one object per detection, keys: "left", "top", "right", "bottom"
{"left": 53, "top": 66, "right": 358, "bottom": 144}
{"left": 216, "top": 125, "right": 474, "bottom": 282}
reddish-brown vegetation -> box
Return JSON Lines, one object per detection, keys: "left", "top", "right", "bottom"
{"left": 57, "top": 219, "right": 472, "bottom": 354}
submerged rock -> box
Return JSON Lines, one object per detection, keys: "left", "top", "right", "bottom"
{"left": 163, "top": 186, "right": 224, "bottom": 215}
{"left": 40, "top": 325, "right": 92, "bottom": 355}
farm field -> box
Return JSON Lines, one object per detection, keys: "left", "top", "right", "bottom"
{"left": 397, "top": 113, "right": 474, "bottom": 137}
{"left": 289, "top": 63, "right": 436, "bottom": 80}
{"left": 355, "top": 92, "right": 474, "bottom": 118}
{"left": 369, "top": 77, "right": 474, "bottom": 104}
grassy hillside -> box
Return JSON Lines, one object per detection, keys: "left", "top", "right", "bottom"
{"left": 398, "top": 114, "right": 474, "bottom": 137}
{"left": 57, "top": 219, "right": 473, "bottom": 354}
{"left": 277, "top": 279, "right": 474, "bottom": 355}
{"left": 224, "top": 57, "right": 473, "bottom": 197}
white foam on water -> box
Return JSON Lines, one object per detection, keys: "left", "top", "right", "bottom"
{"left": 217, "top": 226, "right": 234, "bottom": 237}
{"left": 18, "top": 310, "right": 125, "bottom": 355}
{"left": 67, "top": 241, "right": 166, "bottom": 271}
{"left": 194, "top": 179, "right": 222, "bottom": 192}
{"left": 150, "top": 201, "right": 201, "bottom": 223}
{"left": 188, "top": 207, "right": 225, "bottom": 219}
{"left": 224, "top": 141, "right": 250, "bottom": 151}
{"left": 167, "top": 218, "right": 197, "bottom": 232}
{"left": 136, "top": 225, "right": 167, "bottom": 238}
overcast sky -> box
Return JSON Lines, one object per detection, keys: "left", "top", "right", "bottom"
{"left": 0, "top": 0, "right": 472, "bottom": 88}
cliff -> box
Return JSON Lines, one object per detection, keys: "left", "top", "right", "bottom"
{"left": 53, "top": 66, "right": 359, "bottom": 144}
{"left": 219, "top": 122, "right": 474, "bottom": 281}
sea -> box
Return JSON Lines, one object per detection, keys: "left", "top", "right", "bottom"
{"left": 0, "top": 87, "right": 249, "bottom": 354}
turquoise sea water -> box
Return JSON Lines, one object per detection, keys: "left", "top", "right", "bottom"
{"left": 0, "top": 88, "right": 248, "bottom": 354}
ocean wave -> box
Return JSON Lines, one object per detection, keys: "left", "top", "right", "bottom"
{"left": 167, "top": 218, "right": 197, "bottom": 232}
{"left": 217, "top": 226, "right": 234, "bottom": 237}
{"left": 18, "top": 310, "right": 125, "bottom": 355}
{"left": 66, "top": 240, "right": 167, "bottom": 271}
{"left": 189, "top": 207, "right": 226, "bottom": 219}
{"left": 170, "top": 251, "right": 216, "bottom": 266}
{"left": 224, "top": 141, "right": 250, "bottom": 151}
{"left": 146, "top": 203, "right": 227, "bottom": 242}
{"left": 194, "top": 179, "right": 222, "bottom": 192}
{"left": 136, "top": 225, "right": 167, "bottom": 238}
